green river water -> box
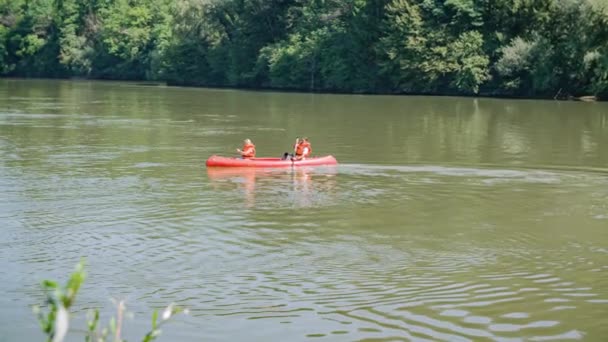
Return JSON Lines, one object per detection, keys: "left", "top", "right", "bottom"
{"left": 0, "top": 79, "right": 607, "bottom": 341}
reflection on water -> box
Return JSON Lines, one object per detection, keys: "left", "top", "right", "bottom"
{"left": 0, "top": 79, "right": 607, "bottom": 341}
{"left": 207, "top": 167, "right": 338, "bottom": 209}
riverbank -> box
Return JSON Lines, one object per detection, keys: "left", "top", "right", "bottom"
{"left": 166, "top": 79, "right": 604, "bottom": 102}
{"left": 4, "top": 76, "right": 601, "bottom": 103}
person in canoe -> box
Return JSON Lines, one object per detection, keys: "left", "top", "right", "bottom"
{"left": 236, "top": 138, "right": 256, "bottom": 159}
{"left": 282, "top": 137, "right": 311, "bottom": 160}
{"left": 293, "top": 137, "right": 312, "bottom": 160}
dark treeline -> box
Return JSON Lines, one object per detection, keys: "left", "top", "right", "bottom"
{"left": 1, "top": 0, "right": 607, "bottom": 99}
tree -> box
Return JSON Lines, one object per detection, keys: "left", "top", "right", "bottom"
{"left": 377, "top": 0, "right": 427, "bottom": 92}
{"left": 446, "top": 30, "right": 489, "bottom": 94}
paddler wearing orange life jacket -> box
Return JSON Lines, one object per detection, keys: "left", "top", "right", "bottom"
{"left": 236, "top": 138, "right": 256, "bottom": 158}
{"left": 293, "top": 137, "right": 312, "bottom": 160}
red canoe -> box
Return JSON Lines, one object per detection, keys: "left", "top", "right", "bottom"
{"left": 206, "top": 155, "right": 338, "bottom": 168}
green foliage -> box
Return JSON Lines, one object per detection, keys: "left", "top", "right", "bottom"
{"left": 85, "top": 309, "right": 103, "bottom": 342}
{"left": 0, "top": 25, "right": 9, "bottom": 73}
{"left": 444, "top": 0, "right": 483, "bottom": 29}
{"left": 260, "top": 29, "right": 328, "bottom": 89}
{"left": 495, "top": 36, "right": 535, "bottom": 92}
{"left": 102, "top": 1, "right": 152, "bottom": 61}
{"left": 585, "top": 47, "right": 608, "bottom": 97}
{"left": 33, "top": 261, "right": 187, "bottom": 342}
{"left": 446, "top": 31, "right": 489, "bottom": 93}
{"left": 0, "top": 0, "right": 607, "bottom": 98}
{"left": 98, "top": 0, "right": 173, "bottom": 79}
{"left": 377, "top": 0, "right": 426, "bottom": 91}
{"left": 495, "top": 35, "right": 557, "bottom": 95}
{"left": 33, "top": 260, "right": 86, "bottom": 342}
{"left": 379, "top": 1, "right": 488, "bottom": 93}
{"left": 496, "top": 37, "right": 533, "bottom": 77}
{"left": 55, "top": 0, "right": 85, "bottom": 73}
{"left": 141, "top": 304, "right": 187, "bottom": 342}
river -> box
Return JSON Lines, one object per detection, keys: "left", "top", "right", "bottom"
{"left": 0, "top": 79, "right": 607, "bottom": 341}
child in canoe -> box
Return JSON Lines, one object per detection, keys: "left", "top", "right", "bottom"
{"left": 282, "top": 137, "right": 311, "bottom": 160}
{"left": 236, "top": 139, "right": 256, "bottom": 158}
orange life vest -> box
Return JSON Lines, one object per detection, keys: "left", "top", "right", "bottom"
{"left": 241, "top": 143, "right": 256, "bottom": 158}
{"left": 295, "top": 141, "right": 311, "bottom": 157}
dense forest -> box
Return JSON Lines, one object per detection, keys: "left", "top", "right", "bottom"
{"left": 1, "top": 0, "right": 607, "bottom": 99}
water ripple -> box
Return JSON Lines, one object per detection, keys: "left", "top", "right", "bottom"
{"left": 3, "top": 120, "right": 608, "bottom": 339}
